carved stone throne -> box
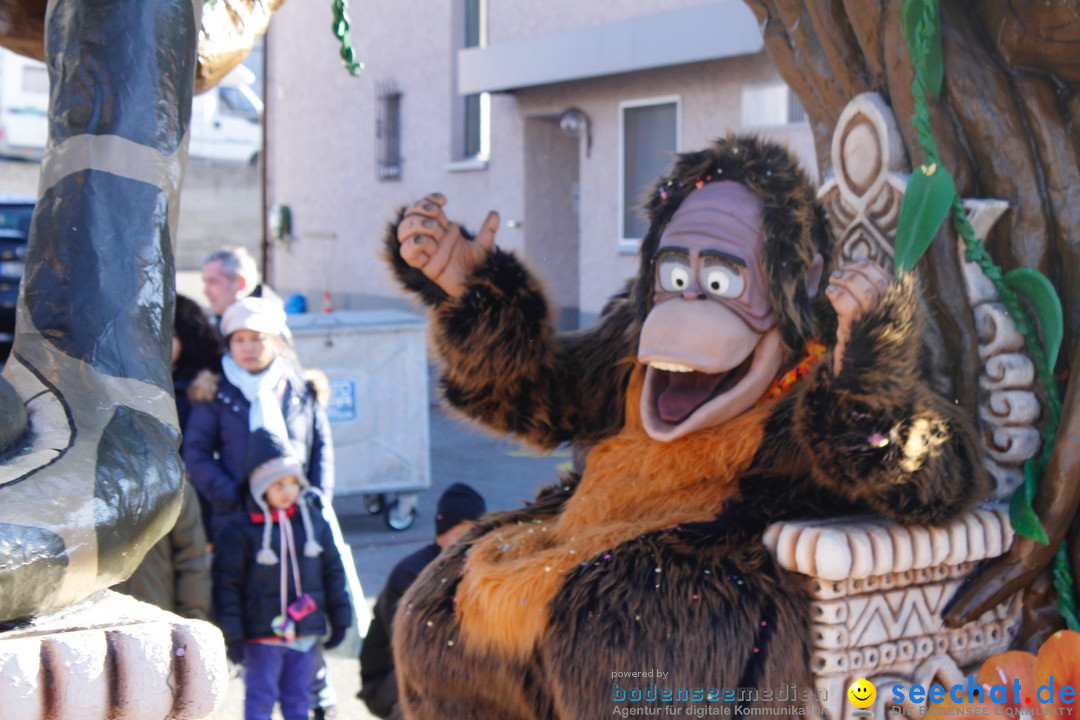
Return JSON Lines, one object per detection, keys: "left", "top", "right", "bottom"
{"left": 763, "top": 92, "right": 1035, "bottom": 717}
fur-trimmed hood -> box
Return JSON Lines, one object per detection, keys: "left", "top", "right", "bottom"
{"left": 187, "top": 369, "right": 219, "bottom": 404}
{"left": 302, "top": 368, "right": 330, "bottom": 407}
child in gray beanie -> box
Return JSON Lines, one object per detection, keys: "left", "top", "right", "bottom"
{"left": 213, "top": 429, "right": 352, "bottom": 720}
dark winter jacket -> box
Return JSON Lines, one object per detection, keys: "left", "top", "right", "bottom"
{"left": 173, "top": 369, "right": 197, "bottom": 430}
{"left": 182, "top": 363, "right": 334, "bottom": 539}
{"left": 358, "top": 543, "right": 440, "bottom": 718}
{"left": 113, "top": 480, "right": 211, "bottom": 620}
{"left": 213, "top": 494, "right": 351, "bottom": 648}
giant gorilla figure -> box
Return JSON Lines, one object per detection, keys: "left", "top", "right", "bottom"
{"left": 385, "top": 136, "right": 984, "bottom": 719}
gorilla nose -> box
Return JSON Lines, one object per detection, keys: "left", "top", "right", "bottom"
{"left": 637, "top": 298, "right": 760, "bottom": 373}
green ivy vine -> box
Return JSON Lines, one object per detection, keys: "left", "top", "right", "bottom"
{"left": 897, "top": 0, "right": 1074, "bottom": 630}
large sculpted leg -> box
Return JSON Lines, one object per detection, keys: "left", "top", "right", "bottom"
{"left": 0, "top": 1, "right": 227, "bottom": 717}
{"left": 0, "top": 0, "right": 194, "bottom": 623}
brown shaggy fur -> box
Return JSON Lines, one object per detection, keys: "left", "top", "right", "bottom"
{"left": 384, "top": 136, "right": 987, "bottom": 719}
{"left": 455, "top": 366, "right": 772, "bottom": 659}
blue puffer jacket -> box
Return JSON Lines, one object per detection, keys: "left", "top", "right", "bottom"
{"left": 181, "top": 364, "right": 334, "bottom": 539}
{"left": 213, "top": 495, "right": 351, "bottom": 646}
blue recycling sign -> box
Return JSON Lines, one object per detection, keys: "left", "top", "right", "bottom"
{"left": 327, "top": 379, "right": 357, "bottom": 423}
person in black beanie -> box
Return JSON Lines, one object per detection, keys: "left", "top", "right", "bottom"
{"left": 358, "top": 483, "right": 487, "bottom": 719}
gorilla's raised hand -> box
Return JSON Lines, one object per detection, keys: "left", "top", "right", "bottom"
{"left": 397, "top": 193, "right": 500, "bottom": 298}
{"left": 825, "top": 258, "right": 892, "bottom": 375}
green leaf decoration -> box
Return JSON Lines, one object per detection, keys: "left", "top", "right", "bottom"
{"left": 1006, "top": 267, "right": 1064, "bottom": 369}
{"left": 901, "top": 0, "right": 943, "bottom": 98}
{"left": 894, "top": 163, "right": 956, "bottom": 274}
{"left": 1009, "top": 460, "right": 1049, "bottom": 544}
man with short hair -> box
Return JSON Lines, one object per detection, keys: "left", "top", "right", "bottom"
{"left": 202, "top": 247, "right": 288, "bottom": 344}
{"left": 201, "top": 247, "right": 261, "bottom": 317}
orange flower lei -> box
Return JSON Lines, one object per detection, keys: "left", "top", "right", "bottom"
{"left": 761, "top": 340, "right": 827, "bottom": 402}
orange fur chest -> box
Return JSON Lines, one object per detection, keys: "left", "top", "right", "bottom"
{"left": 453, "top": 366, "right": 773, "bottom": 659}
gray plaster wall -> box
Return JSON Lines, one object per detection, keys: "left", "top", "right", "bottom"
{"left": 264, "top": 1, "right": 815, "bottom": 322}
{"left": 265, "top": 0, "right": 525, "bottom": 311}
{"left": 512, "top": 52, "right": 818, "bottom": 316}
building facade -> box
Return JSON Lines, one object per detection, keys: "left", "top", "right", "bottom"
{"left": 264, "top": 0, "right": 815, "bottom": 326}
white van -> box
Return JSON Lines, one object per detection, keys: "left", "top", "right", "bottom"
{"left": 0, "top": 49, "right": 262, "bottom": 164}
{"left": 0, "top": 49, "right": 49, "bottom": 160}
{"left": 188, "top": 64, "right": 263, "bottom": 164}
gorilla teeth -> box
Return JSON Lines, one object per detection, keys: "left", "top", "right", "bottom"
{"left": 649, "top": 361, "right": 695, "bottom": 373}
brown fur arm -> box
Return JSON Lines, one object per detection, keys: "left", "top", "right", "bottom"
{"left": 384, "top": 216, "right": 637, "bottom": 448}
{"left": 793, "top": 276, "right": 986, "bottom": 524}
{"left": 436, "top": 249, "right": 638, "bottom": 447}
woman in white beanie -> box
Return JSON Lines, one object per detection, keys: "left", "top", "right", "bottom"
{"left": 182, "top": 296, "right": 334, "bottom": 541}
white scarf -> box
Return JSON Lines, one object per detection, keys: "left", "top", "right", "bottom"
{"left": 222, "top": 354, "right": 288, "bottom": 440}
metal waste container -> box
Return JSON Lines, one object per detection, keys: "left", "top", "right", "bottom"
{"left": 288, "top": 309, "right": 430, "bottom": 529}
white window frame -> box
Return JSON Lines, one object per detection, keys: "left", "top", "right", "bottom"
{"left": 462, "top": 91, "right": 491, "bottom": 161}
{"left": 739, "top": 81, "right": 807, "bottom": 129}
{"left": 617, "top": 94, "right": 681, "bottom": 254}
{"left": 450, "top": 0, "right": 490, "bottom": 168}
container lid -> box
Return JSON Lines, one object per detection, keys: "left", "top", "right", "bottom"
{"left": 286, "top": 308, "right": 426, "bottom": 332}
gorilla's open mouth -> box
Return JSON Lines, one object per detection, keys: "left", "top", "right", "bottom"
{"left": 650, "top": 355, "right": 754, "bottom": 425}
{"left": 639, "top": 330, "right": 783, "bottom": 442}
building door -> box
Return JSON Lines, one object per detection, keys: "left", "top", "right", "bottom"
{"left": 523, "top": 116, "right": 581, "bottom": 329}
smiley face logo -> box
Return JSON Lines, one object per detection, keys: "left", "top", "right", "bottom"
{"left": 847, "top": 678, "right": 876, "bottom": 709}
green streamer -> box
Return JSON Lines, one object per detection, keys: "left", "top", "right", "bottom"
{"left": 332, "top": 0, "right": 364, "bottom": 77}
{"left": 899, "top": 0, "right": 1075, "bottom": 629}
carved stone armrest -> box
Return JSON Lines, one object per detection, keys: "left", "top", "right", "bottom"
{"left": 764, "top": 507, "right": 1020, "bottom": 719}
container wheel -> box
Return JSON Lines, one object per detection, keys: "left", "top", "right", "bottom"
{"left": 384, "top": 498, "right": 416, "bottom": 531}
{"left": 362, "top": 493, "right": 384, "bottom": 515}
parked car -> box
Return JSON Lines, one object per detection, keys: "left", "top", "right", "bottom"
{"left": 188, "top": 64, "right": 263, "bottom": 165}
{"left": 0, "top": 194, "right": 34, "bottom": 362}
{"left": 0, "top": 48, "right": 262, "bottom": 164}
{"left": 0, "top": 49, "right": 48, "bottom": 161}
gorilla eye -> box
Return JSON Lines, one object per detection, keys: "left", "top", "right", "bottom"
{"left": 700, "top": 259, "right": 745, "bottom": 299}
{"left": 657, "top": 253, "right": 693, "bottom": 293}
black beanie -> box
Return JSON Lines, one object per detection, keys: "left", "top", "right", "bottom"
{"left": 435, "top": 483, "right": 486, "bottom": 536}
{"left": 246, "top": 428, "right": 295, "bottom": 479}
